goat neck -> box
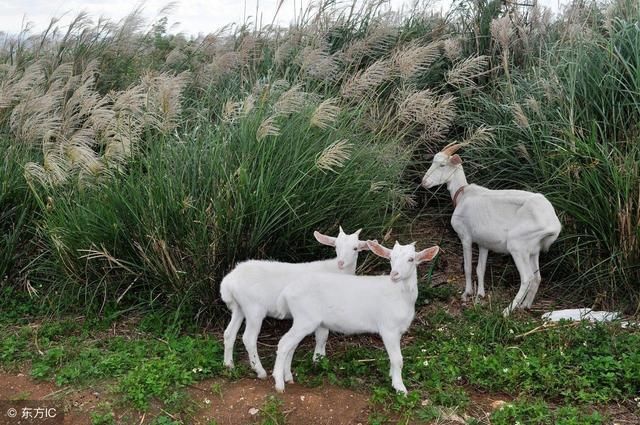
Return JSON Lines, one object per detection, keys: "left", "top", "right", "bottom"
{"left": 446, "top": 164, "right": 469, "bottom": 207}
{"left": 396, "top": 269, "right": 419, "bottom": 304}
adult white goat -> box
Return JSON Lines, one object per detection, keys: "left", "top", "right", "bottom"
{"left": 220, "top": 227, "right": 374, "bottom": 379}
{"left": 272, "top": 241, "right": 440, "bottom": 394}
{"left": 421, "top": 143, "right": 561, "bottom": 316}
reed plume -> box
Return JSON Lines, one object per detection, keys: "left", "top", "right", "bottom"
{"left": 316, "top": 139, "right": 352, "bottom": 173}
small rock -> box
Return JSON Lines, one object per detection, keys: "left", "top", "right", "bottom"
{"left": 248, "top": 407, "right": 259, "bottom": 415}
{"left": 300, "top": 396, "right": 305, "bottom": 401}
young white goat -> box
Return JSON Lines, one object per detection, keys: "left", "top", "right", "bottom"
{"left": 272, "top": 241, "right": 439, "bottom": 394}
{"left": 421, "top": 143, "right": 561, "bottom": 316}
{"left": 219, "top": 227, "right": 374, "bottom": 379}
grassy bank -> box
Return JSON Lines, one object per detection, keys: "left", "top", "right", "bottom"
{"left": 0, "top": 295, "right": 638, "bottom": 424}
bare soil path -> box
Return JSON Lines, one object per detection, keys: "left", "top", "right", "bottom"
{"left": 0, "top": 372, "right": 372, "bottom": 425}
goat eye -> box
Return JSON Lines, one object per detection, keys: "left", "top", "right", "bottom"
{"left": 439, "top": 163, "right": 446, "bottom": 167}
{"left": 353, "top": 247, "right": 358, "bottom": 251}
{"left": 408, "top": 258, "right": 414, "bottom": 262}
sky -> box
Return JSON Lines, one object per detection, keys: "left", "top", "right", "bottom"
{"left": 0, "top": 0, "right": 567, "bottom": 37}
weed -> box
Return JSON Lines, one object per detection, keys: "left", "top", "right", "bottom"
{"left": 90, "top": 403, "right": 116, "bottom": 425}
{"left": 210, "top": 382, "right": 223, "bottom": 398}
{"left": 258, "top": 396, "right": 286, "bottom": 425}
{"left": 151, "top": 416, "right": 181, "bottom": 425}
{"left": 491, "top": 399, "right": 605, "bottom": 425}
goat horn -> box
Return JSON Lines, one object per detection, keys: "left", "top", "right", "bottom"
{"left": 441, "top": 142, "right": 464, "bottom": 156}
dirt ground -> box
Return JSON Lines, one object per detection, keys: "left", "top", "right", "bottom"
{"left": 187, "top": 378, "right": 371, "bottom": 425}
{"left": 0, "top": 372, "right": 373, "bottom": 425}
{"left": 0, "top": 372, "right": 98, "bottom": 424}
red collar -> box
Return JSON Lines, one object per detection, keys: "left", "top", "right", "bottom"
{"left": 453, "top": 185, "right": 467, "bottom": 208}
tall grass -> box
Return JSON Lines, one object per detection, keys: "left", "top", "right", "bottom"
{"left": 0, "top": 139, "right": 36, "bottom": 282}
{"left": 33, "top": 85, "right": 411, "bottom": 320}
{"left": 0, "top": 0, "right": 638, "bottom": 319}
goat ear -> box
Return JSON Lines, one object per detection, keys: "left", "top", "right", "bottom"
{"left": 358, "top": 239, "right": 377, "bottom": 251}
{"left": 368, "top": 241, "right": 392, "bottom": 259}
{"left": 339, "top": 226, "right": 345, "bottom": 235}
{"left": 314, "top": 231, "right": 336, "bottom": 247}
{"left": 416, "top": 246, "right": 440, "bottom": 264}
{"left": 354, "top": 228, "right": 362, "bottom": 236}
{"left": 449, "top": 154, "right": 462, "bottom": 166}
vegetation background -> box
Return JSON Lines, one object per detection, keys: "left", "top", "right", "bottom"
{"left": 1, "top": 0, "right": 638, "bottom": 323}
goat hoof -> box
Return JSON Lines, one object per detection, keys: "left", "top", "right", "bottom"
{"left": 256, "top": 370, "right": 268, "bottom": 379}
{"left": 461, "top": 292, "right": 472, "bottom": 303}
{"left": 224, "top": 362, "right": 234, "bottom": 369}
{"left": 394, "top": 386, "right": 408, "bottom": 396}
{"left": 502, "top": 307, "right": 512, "bottom": 317}
{"left": 275, "top": 384, "right": 285, "bottom": 393}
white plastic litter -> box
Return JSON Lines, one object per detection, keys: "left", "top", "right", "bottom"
{"left": 541, "top": 308, "right": 621, "bottom": 323}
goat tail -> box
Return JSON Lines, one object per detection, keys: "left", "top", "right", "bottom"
{"left": 219, "top": 275, "right": 235, "bottom": 307}
{"left": 541, "top": 227, "right": 561, "bottom": 253}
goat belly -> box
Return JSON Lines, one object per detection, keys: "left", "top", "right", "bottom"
{"left": 320, "top": 308, "right": 380, "bottom": 335}
{"left": 451, "top": 216, "right": 509, "bottom": 254}
{"left": 475, "top": 237, "right": 509, "bottom": 253}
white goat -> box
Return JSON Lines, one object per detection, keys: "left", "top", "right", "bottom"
{"left": 219, "top": 227, "right": 373, "bottom": 379}
{"left": 421, "top": 143, "right": 561, "bottom": 315}
{"left": 272, "top": 241, "right": 440, "bottom": 394}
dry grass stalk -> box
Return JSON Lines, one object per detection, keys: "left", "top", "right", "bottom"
{"left": 10, "top": 57, "right": 189, "bottom": 186}
{"left": 398, "top": 89, "right": 457, "bottom": 140}
{"left": 369, "top": 181, "right": 389, "bottom": 192}
{"left": 142, "top": 71, "right": 191, "bottom": 132}
{"left": 343, "top": 25, "right": 397, "bottom": 65}
{"left": 316, "top": 139, "right": 352, "bottom": 173}
{"left": 515, "top": 143, "right": 531, "bottom": 161}
{"left": 165, "top": 48, "right": 187, "bottom": 66}
{"left": 395, "top": 190, "right": 417, "bottom": 208}
{"left": 491, "top": 16, "right": 513, "bottom": 51}
{"left": 0, "top": 61, "right": 47, "bottom": 110}
{"left": 311, "top": 97, "right": 341, "bottom": 129}
{"left": 463, "top": 125, "right": 495, "bottom": 146}
{"left": 274, "top": 30, "right": 302, "bottom": 67}
{"left": 242, "top": 94, "right": 256, "bottom": 116}
{"left": 194, "top": 34, "right": 220, "bottom": 59}
{"left": 340, "top": 58, "right": 393, "bottom": 102}
{"left": 299, "top": 46, "right": 341, "bottom": 81}
{"left": 446, "top": 55, "right": 489, "bottom": 88}
{"left": 443, "top": 37, "right": 462, "bottom": 61}
{"left": 218, "top": 51, "right": 242, "bottom": 74}
{"left": 223, "top": 99, "right": 243, "bottom": 122}
{"left": 491, "top": 16, "right": 514, "bottom": 90}
{"left": 511, "top": 103, "right": 530, "bottom": 129}
{"left": 618, "top": 184, "right": 640, "bottom": 262}
{"left": 238, "top": 34, "right": 263, "bottom": 65}
{"left": 393, "top": 40, "right": 441, "bottom": 80}
{"left": 524, "top": 97, "right": 541, "bottom": 116}
{"left": 256, "top": 115, "right": 281, "bottom": 140}
{"left": 273, "top": 84, "right": 313, "bottom": 116}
